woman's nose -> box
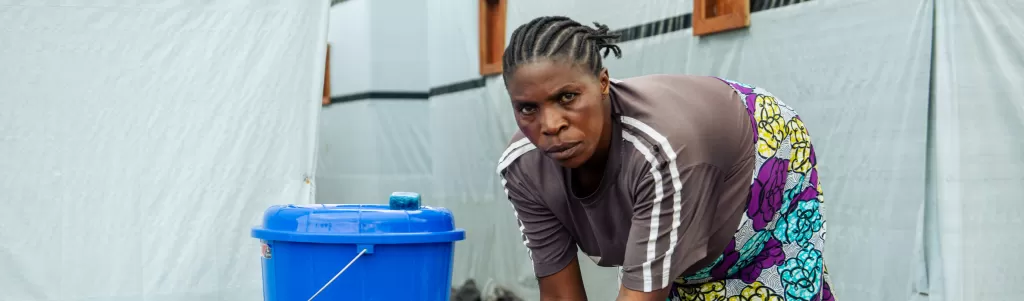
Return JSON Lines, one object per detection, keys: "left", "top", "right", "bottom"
{"left": 539, "top": 109, "right": 568, "bottom": 136}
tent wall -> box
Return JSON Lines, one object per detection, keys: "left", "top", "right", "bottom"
{"left": 327, "top": 0, "right": 373, "bottom": 95}
{"left": 8, "top": 0, "right": 1020, "bottom": 300}
{"left": 925, "top": 1, "right": 1024, "bottom": 300}
{"left": 0, "top": 1, "right": 328, "bottom": 300}
{"left": 320, "top": 0, "right": 433, "bottom": 204}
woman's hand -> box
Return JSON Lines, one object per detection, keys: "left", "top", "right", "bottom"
{"left": 538, "top": 256, "right": 588, "bottom": 301}
{"left": 536, "top": 255, "right": 671, "bottom": 301}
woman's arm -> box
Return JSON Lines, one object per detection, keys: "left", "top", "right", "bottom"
{"left": 499, "top": 157, "right": 584, "bottom": 298}
{"left": 538, "top": 256, "right": 588, "bottom": 301}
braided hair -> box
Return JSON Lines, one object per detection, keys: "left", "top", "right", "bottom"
{"left": 502, "top": 16, "right": 622, "bottom": 80}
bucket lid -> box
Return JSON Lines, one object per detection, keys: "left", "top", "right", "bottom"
{"left": 251, "top": 192, "right": 466, "bottom": 244}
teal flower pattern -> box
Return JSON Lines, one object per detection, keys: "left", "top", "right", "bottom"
{"left": 773, "top": 199, "right": 823, "bottom": 245}
{"left": 778, "top": 245, "right": 823, "bottom": 301}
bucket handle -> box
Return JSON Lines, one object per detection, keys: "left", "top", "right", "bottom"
{"left": 307, "top": 247, "right": 369, "bottom": 301}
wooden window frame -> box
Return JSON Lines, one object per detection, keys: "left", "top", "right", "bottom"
{"left": 693, "top": 0, "right": 751, "bottom": 36}
{"left": 323, "top": 44, "right": 331, "bottom": 106}
{"left": 478, "top": 0, "right": 506, "bottom": 76}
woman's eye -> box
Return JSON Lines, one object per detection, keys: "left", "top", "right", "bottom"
{"left": 519, "top": 106, "right": 537, "bottom": 115}
{"left": 560, "top": 93, "right": 577, "bottom": 104}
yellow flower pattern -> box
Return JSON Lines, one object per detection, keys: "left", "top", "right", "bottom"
{"left": 786, "top": 118, "right": 812, "bottom": 174}
{"left": 754, "top": 95, "right": 787, "bottom": 158}
{"left": 678, "top": 281, "right": 726, "bottom": 301}
{"left": 725, "top": 282, "right": 785, "bottom": 301}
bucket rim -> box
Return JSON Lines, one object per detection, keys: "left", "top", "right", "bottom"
{"left": 251, "top": 227, "right": 466, "bottom": 244}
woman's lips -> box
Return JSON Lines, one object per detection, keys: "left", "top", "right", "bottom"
{"left": 545, "top": 142, "right": 582, "bottom": 161}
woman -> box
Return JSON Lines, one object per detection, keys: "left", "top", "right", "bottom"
{"left": 496, "top": 16, "right": 836, "bottom": 301}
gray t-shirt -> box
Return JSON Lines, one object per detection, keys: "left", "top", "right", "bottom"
{"left": 496, "top": 74, "right": 755, "bottom": 292}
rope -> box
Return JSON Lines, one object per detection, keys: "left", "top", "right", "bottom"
{"left": 307, "top": 248, "right": 367, "bottom": 301}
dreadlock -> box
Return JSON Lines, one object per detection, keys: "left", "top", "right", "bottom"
{"left": 502, "top": 16, "right": 622, "bottom": 80}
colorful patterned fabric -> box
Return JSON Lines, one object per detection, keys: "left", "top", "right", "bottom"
{"left": 667, "top": 78, "right": 836, "bottom": 301}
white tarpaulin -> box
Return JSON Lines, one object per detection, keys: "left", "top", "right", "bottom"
{"left": 0, "top": 1, "right": 327, "bottom": 300}
{"left": 923, "top": 1, "right": 1024, "bottom": 300}
{"left": 5, "top": 0, "right": 1005, "bottom": 300}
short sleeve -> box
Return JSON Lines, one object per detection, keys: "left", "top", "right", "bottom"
{"left": 619, "top": 159, "right": 724, "bottom": 292}
{"left": 500, "top": 165, "right": 578, "bottom": 278}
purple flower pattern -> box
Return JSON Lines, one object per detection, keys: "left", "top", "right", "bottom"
{"left": 738, "top": 237, "right": 786, "bottom": 283}
{"left": 748, "top": 157, "right": 790, "bottom": 231}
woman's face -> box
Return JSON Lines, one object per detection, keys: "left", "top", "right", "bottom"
{"left": 505, "top": 59, "right": 611, "bottom": 169}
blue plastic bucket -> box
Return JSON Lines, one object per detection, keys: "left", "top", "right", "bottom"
{"left": 251, "top": 192, "right": 466, "bottom": 300}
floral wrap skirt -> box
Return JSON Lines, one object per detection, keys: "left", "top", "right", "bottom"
{"left": 666, "top": 78, "right": 836, "bottom": 301}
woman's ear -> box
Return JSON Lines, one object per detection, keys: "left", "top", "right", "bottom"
{"left": 600, "top": 68, "right": 611, "bottom": 95}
